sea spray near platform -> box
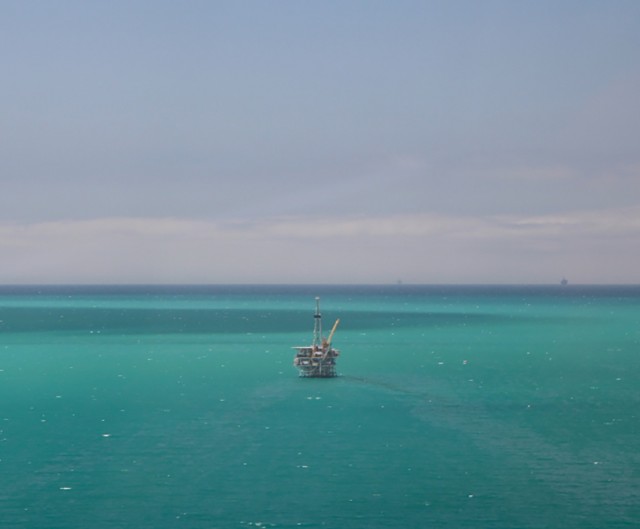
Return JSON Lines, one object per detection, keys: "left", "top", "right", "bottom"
{"left": 1, "top": 285, "right": 639, "bottom": 528}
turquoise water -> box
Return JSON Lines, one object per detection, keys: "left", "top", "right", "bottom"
{"left": 1, "top": 285, "right": 639, "bottom": 528}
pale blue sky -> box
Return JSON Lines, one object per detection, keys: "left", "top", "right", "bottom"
{"left": 1, "top": 1, "right": 639, "bottom": 283}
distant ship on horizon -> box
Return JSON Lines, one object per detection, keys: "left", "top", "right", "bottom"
{"left": 561, "top": 278, "right": 568, "bottom": 286}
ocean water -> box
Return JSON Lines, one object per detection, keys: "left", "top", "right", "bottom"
{"left": 1, "top": 284, "right": 639, "bottom": 529}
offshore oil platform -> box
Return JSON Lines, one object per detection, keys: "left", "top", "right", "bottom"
{"left": 293, "top": 297, "right": 340, "bottom": 377}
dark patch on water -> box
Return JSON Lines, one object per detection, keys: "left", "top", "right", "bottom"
{"left": 0, "top": 306, "right": 565, "bottom": 335}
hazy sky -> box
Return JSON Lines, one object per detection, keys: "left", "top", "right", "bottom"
{"left": 2, "top": 0, "right": 639, "bottom": 284}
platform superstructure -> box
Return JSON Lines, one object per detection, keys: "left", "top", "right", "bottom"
{"left": 293, "top": 297, "right": 340, "bottom": 377}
